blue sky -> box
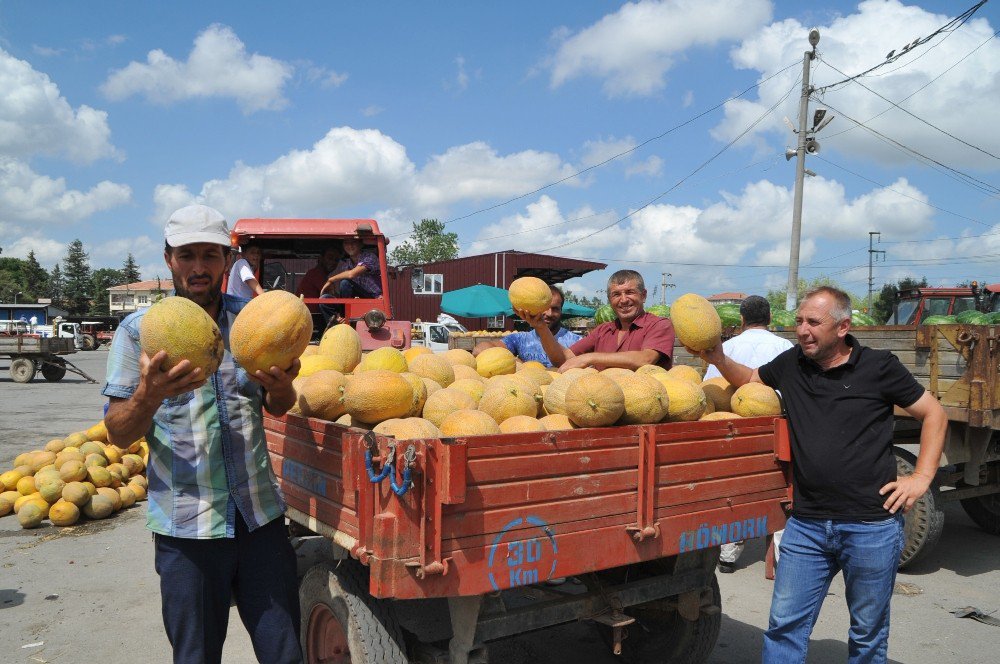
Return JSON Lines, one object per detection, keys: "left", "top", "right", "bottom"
{"left": 1, "top": 0, "right": 998, "bottom": 306}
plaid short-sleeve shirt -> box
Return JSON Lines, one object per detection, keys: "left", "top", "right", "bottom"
{"left": 102, "top": 294, "right": 286, "bottom": 539}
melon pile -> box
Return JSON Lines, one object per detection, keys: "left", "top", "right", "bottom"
{"left": 289, "top": 325, "right": 783, "bottom": 439}
{"left": 0, "top": 420, "right": 149, "bottom": 529}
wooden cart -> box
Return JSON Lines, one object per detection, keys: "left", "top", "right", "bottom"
{"left": 0, "top": 334, "right": 96, "bottom": 384}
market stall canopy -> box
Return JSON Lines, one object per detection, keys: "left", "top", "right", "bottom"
{"left": 440, "top": 284, "right": 513, "bottom": 318}
{"left": 560, "top": 301, "right": 596, "bottom": 317}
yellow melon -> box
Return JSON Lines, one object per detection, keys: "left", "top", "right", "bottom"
{"left": 140, "top": 296, "right": 224, "bottom": 375}
{"left": 49, "top": 500, "right": 80, "bottom": 526}
{"left": 671, "top": 293, "right": 722, "bottom": 352}
{"left": 421, "top": 389, "right": 477, "bottom": 427}
{"left": 542, "top": 372, "right": 580, "bottom": 416}
{"left": 439, "top": 410, "right": 501, "bottom": 437}
{"left": 117, "top": 486, "right": 137, "bottom": 509}
{"left": 518, "top": 366, "right": 553, "bottom": 387}
{"left": 357, "top": 346, "right": 408, "bottom": 374}
{"left": 508, "top": 276, "right": 552, "bottom": 316}
{"left": 97, "top": 486, "right": 122, "bottom": 511}
{"left": 16, "top": 476, "right": 37, "bottom": 496}
{"left": 478, "top": 384, "right": 538, "bottom": 424}
{"left": 127, "top": 481, "right": 147, "bottom": 501}
{"left": 38, "top": 477, "right": 66, "bottom": 504}
{"left": 342, "top": 370, "right": 414, "bottom": 423}
{"left": 295, "top": 370, "right": 349, "bottom": 421}
{"left": 500, "top": 415, "right": 547, "bottom": 434}
{"left": 635, "top": 364, "right": 668, "bottom": 376}
{"left": 519, "top": 360, "right": 548, "bottom": 373}
{"left": 731, "top": 383, "right": 782, "bottom": 417}
{"left": 700, "top": 411, "right": 742, "bottom": 421}
{"left": 45, "top": 438, "right": 66, "bottom": 453}
{"left": 372, "top": 417, "right": 442, "bottom": 440}
{"left": 443, "top": 348, "right": 477, "bottom": 368}
{"left": 127, "top": 474, "right": 147, "bottom": 490}
{"left": 610, "top": 374, "right": 670, "bottom": 424}
{"left": 58, "top": 459, "right": 87, "bottom": 483}
{"left": 422, "top": 377, "right": 443, "bottom": 398}
{"left": 13, "top": 492, "right": 42, "bottom": 513}
{"left": 299, "top": 354, "right": 346, "bottom": 377}
{"left": 300, "top": 345, "right": 320, "bottom": 358}
{"left": 399, "top": 372, "right": 429, "bottom": 417}
{"left": 1, "top": 470, "right": 24, "bottom": 491}
{"left": 63, "top": 431, "right": 88, "bottom": 447}
{"left": 0, "top": 494, "right": 12, "bottom": 517}
{"left": 62, "top": 482, "right": 90, "bottom": 507}
{"left": 450, "top": 378, "right": 486, "bottom": 404}
{"left": 85, "top": 420, "right": 110, "bottom": 443}
{"left": 652, "top": 375, "right": 707, "bottom": 421}
{"left": 600, "top": 367, "right": 634, "bottom": 379}
{"left": 476, "top": 346, "right": 516, "bottom": 378}
{"left": 666, "top": 364, "right": 703, "bottom": 385}
{"left": 403, "top": 346, "right": 433, "bottom": 363}
{"left": 408, "top": 353, "right": 456, "bottom": 388}
{"left": 29, "top": 451, "right": 57, "bottom": 473}
{"left": 17, "top": 502, "right": 46, "bottom": 528}
{"left": 230, "top": 290, "right": 313, "bottom": 376}
{"left": 86, "top": 466, "right": 113, "bottom": 488}
{"left": 701, "top": 377, "right": 736, "bottom": 413}
{"left": 82, "top": 494, "right": 115, "bottom": 519}
{"left": 319, "top": 324, "right": 363, "bottom": 373}
{"left": 564, "top": 374, "right": 626, "bottom": 427}
{"left": 452, "top": 364, "right": 484, "bottom": 383}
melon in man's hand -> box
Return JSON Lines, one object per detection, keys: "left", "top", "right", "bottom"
{"left": 509, "top": 277, "right": 552, "bottom": 316}
{"left": 230, "top": 290, "right": 313, "bottom": 375}
{"left": 140, "top": 296, "right": 224, "bottom": 375}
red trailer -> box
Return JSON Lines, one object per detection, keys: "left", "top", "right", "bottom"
{"left": 266, "top": 412, "right": 792, "bottom": 663}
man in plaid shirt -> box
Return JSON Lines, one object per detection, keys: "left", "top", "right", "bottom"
{"left": 103, "top": 205, "right": 302, "bottom": 663}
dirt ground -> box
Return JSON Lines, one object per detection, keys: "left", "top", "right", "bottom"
{"left": 1, "top": 350, "right": 998, "bottom": 663}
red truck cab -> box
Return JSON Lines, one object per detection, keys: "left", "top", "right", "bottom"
{"left": 889, "top": 283, "right": 1000, "bottom": 324}
{"left": 229, "top": 218, "right": 410, "bottom": 350}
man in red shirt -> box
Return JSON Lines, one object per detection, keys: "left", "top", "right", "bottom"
{"left": 522, "top": 270, "right": 675, "bottom": 371}
{"left": 296, "top": 245, "right": 341, "bottom": 313}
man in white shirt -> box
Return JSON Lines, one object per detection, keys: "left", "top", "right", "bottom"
{"left": 704, "top": 295, "right": 793, "bottom": 572}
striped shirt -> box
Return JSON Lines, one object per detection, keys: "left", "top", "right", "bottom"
{"left": 102, "top": 294, "right": 285, "bottom": 539}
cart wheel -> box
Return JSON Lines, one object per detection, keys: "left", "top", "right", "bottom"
{"left": 895, "top": 448, "right": 944, "bottom": 569}
{"left": 82, "top": 334, "right": 97, "bottom": 351}
{"left": 617, "top": 574, "right": 721, "bottom": 664}
{"left": 10, "top": 357, "right": 37, "bottom": 383}
{"left": 41, "top": 358, "right": 67, "bottom": 382}
{"left": 299, "top": 560, "right": 408, "bottom": 664}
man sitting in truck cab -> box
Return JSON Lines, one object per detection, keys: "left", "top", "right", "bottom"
{"left": 320, "top": 238, "right": 382, "bottom": 299}
{"left": 296, "top": 244, "right": 342, "bottom": 313}
{"left": 473, "top": 285, "right": 581, "bottom": 368}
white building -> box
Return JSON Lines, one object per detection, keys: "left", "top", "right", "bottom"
{"left": 108, "top": 279, "right": 173, "bottom": 314}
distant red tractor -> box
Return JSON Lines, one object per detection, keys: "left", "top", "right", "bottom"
{"left": 227, "top": 218, "right": 411, "bottom": 350}
{"left": 888, "top": 283, "right": 1000, "bottom": 325}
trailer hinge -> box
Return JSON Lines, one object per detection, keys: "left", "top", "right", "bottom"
{"left": 627, "top": 426, "right": 660, "bottom": 542}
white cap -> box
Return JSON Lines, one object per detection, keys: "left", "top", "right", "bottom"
{"left": 164, "top": 205, "right": 231, "bottom": 248}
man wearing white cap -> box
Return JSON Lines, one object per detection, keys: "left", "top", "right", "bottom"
{"left": 102, "top": 205, "right": 302, "bottom": 663}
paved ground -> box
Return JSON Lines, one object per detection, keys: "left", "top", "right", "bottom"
{"left": 1, "top": 350, "right": 998, "bottom": 663}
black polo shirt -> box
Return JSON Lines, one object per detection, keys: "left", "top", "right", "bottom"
{"left": 758, "top": 335, "right": 925, "bottom": 520}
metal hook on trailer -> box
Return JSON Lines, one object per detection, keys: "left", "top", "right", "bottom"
{"left": 364, "top": 431, "right": 395, "bottom": 483}
{"left": 389, "top": 444, "right": 416, "bottom": 496}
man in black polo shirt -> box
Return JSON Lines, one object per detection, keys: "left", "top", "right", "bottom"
{"left": 697, "top": 286, "right": 946, "bottom": 663}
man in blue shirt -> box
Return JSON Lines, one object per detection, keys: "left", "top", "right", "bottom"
{"left": 474, "top": 285, "right": 581, "bottom": 367}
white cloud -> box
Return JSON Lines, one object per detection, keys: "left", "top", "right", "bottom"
{"left": 548, "top": 0, "right": 772, "bottom": 97}
{"left": 361, "top": 104, "right": 384, "bottom": 117}
{"left": 305, "top": 65, "right": 348, "bottom": 88}
{"left": 31, "top": 45, "right": 64, "bottom": 57}
{"left": 580, "top": 137, "right": 636, "bottom": 168}
{"left": 681, "top": 90, "right": 694, "bottom": 107}
{"left": 101, "top": 24, "right": 294, "bottom": 113}
{"left": 0, "top": 233, "right": 67, "bottom": 265}
{"left": 715, "top": 1, "right": 1000, "bottom": 167}
{"left": 0, "top": 157, "right": 131, "bottom": 225}
{"left": 626, "top": 155, "right": 663, "bottom": 178}
{"left": 0, "top": 48, "right": 119, "bottom": 163}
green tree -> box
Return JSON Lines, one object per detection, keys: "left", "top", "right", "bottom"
{"left": 24, "top": 251, "right": 49, "bottom": 301}
{"left": 122, "top": 252, "right": 141, "bottom": 284}
{"left": 872, "top": 276, "right": 927, "bottom": 324}
{"left": 388, "top": 219, "right": 459, "bottom": 266}
{"left": 89, "top": 267, "right": 126, "bottom": 315}
{"left": 0, "top": 256, "right": 27, "bottom": 303}
{"left": 766, "top": 276, "right": 864, "bottom": 313}
{"left": 61, "top": 239, "right": 92, "bottom": 315}
{"left": 49, "top": 264, "right": 64, "bottom": 307}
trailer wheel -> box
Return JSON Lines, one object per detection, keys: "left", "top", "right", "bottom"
{"left": 960, "top": 492, "right": 1000, "bottom": 535}
{"left": 299, "top": 560, "right": 408, "bottom": 664}
{"left": 895, "top": 448, "right": 944, "bottom": 569}
{"left": 617, "top": 575, "right": 721, "bottom": 664}
{"left": 41, "top": 358, "right": 67, "bottom": 382}
{"left": 82, "top": 334, "right": 97, "bottom": 351}
{"left": 10, "top": 357, "right": 36, "bottom": 383}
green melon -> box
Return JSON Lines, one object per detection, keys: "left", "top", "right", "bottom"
{"left": 920, "top": 315, "right": 956, "bottom": 325}
{"left": 955, "top": 310, "right": 990, "bottom": 325}
{"left": 646, "top": 304, "right": 671, "bottom": 318}
{"left": 594, "top": 304, "right": 615, "bottom": 324}
{"left": 987, "top": 312, "right": 1000, "bottom": 324}
{"left": 851, "top": 311, "right": 876, "bottom": 326}
{"left": 770, "top": 309, "right": 796, "bottom": 328}
{"left": 715, "top": 304, "right": 742, "bottom": 328}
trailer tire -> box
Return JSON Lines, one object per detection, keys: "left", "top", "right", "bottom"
{"left": 10, "top": 357, "right": 36, "bottom": 383}
{"left": 82, "top": 334, "right": 97, "bottom": 351}
{"left": 41, "top": 358, "right": 67, "bottom": 382}
{"left": 895, "top": 449, "right": 944, "bottom": 569}
{"left": 619, "top": 575, "right": 721, "bottom": 664}
{"left": 300, "top": 560, "right": 408, "bottom": 664}
{"left": 960, "top": 493, "right": 1000, "bottom": 536}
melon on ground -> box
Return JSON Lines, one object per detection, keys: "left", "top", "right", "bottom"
{"left": 59, "top": 460, "right": 87, "bottom": 483}
{"left": 16, "top": 475, "right": 37, "bottom": 495}
{"left": 508, "top": 276, "right": 552, "bottom": 316}
{"left": 17, "top": 502, "right": 46, "bottom": 528}
{"left": 478, "top": 384, "right": 538, "bottom": 424}
{"left": 564, "top": 374, "right": 625, "bottom": 428}
{"left": 63, "top": 431, "right": 88, "bottom": 447}
{"left": 127, "top": 481, "right": 147, "bottom": 501}
{"left": 443, "top": 348, "right": 477, "bottom": 368}
{"left": 700, "top": 411, "right": 742, "bottom": 421}
{"left": 230, "top": 290, "right": 313, "bottom": 375}
{"left": 422, "top": 389, "right": 478, "bottom": 428}
{"left": 319, "top": 324, "right": 363, "bottom": 373}
{"left": 666, "top": 364, "right": 703, "bottom": 385}
{"left": 342, "top": 370, "right": 413, "bottom": 423}
{"left": 731, "top": 383, "right": 782, "bottom": 417}
{"left": 439, "top": 410, "right": 501, "bottom": 437}
{"left": 476, "top": 347, "right": 516, "bottom": 378}
{"left": 652, "top": 375, "right": 708, "bottom": 421}
{"left": 357, "top": 346, "right": 408, "bottom": 374}
{"left": 399, "top": 372, "right": 429, "bottom": 417}
{"left": 140, "top": 296, "right": 224, "bottom": 375}
{"left": 49, "top": 500, "right": 80, "bottom": 526}
{"left": 1, "top": 470, "right": 24, "bottom": 491}
{"left": 83, "top": 494, "right": 115, "bottom": 519}
{"left": 671, "top": 293, "right": 722, "bottom": 352}
{"left": 45, "top": 438, "right": 65, "bottom": 453}
{"left": 295, "top": 370, "right": 349, "bottom": 421}
{"left": 0, "top": 494, "right": 13, "bottom": 517}
{"left": 408, "top": 353, "right": 456, "bottom": 387}
{"left": 701, "top": 377, "right": 736, "bottom": 413}
{"left": 610, "top": 374, "right": 670, "bottom": 425}
{"left": 499, "top": 415, "right": 547, "bottom": 434}
{"left": 62, "top": 482, "right": 90, "bottom": 507}
{"left": 117, "top": 486, "right": 137, "bottom": 509}
{"left": 97, "top": 486, "right": 123, "bottom": 511}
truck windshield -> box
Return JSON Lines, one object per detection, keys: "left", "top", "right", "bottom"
{"left": 952, "top": 297, "right": 976, "bottom": 314}
{"left": 893, "top": 300, "right": 918, "bottom": 325}
{"left": 430, "top": 326, "right": 449, "bottom": 344}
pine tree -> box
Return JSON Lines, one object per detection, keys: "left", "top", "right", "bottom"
{"left": 24, "top": 251, "right": 49, "bottom": 301}
{"left": 49, "top": 264, "right": 64, "bottom": 307}
{"left": 62, "top": 239, "right": 92, "bottom": 315}
{"left": 89, "top": 268, "right": 126, "bottom": 315}
{"left": 122, "top": 252, "right": 141, "bottom": 284}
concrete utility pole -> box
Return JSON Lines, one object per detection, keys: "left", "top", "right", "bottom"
{"left": 660, "top": 272, "right": 674, "bottom": 305}
{"left": 868, "top": 231, "right": 886, "bottom": 313}
{"left": 785, "top": 29, "right": 822, "bottom": 312}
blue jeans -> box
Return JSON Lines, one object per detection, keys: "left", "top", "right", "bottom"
{"left": 762, "top": 514, "right": 904, "bottom": 664}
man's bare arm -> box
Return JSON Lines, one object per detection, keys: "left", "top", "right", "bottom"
{"left": 254, "top": 359, "right": 300, "bottom": 416}
{"left": 520, "top": 309, "right": 574, "bottom": 367}
{"left": 694, "top": 344, "right": 758, "bottom": 387}
{"left": 880, "top": 391, "right": 947, "bottom": 514}
{"left": 559, "top": 349, "right": 660, "bottom": 372}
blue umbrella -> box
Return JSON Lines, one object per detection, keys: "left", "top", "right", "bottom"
{"left": 440, "top": 284, "right": 514, "bottom": 318}
{"left": 561, "top": 301, "right": 596, "bottom": 317}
